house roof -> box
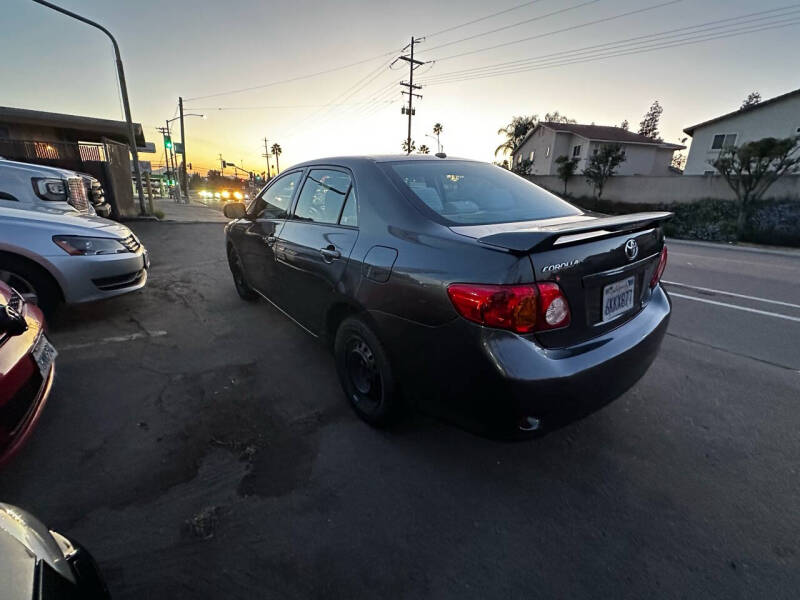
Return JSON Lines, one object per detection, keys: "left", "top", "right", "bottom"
{"left": 516, "top": 122, "right": 684, "bottom": 154}
{"left": 0, "top": 106, "right": 146, "bottom": 147}
{"left": 683, "top": 87, "right": 800, "bottom": 137}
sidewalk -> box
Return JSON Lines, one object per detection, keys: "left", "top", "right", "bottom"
{"left": 151, "top": 196, "right": 228, "bottom": 224}
{"left": 667, "top": 237, "right": 800, "bottom": 258}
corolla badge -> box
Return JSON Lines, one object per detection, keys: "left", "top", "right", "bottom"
{"left": 624, "top": 239, "right": 639, "bottom": 261}
{"left": 542, "top": 259, "right": 581, "bottom": 273}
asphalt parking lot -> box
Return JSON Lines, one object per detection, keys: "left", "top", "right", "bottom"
{"left": 1, "top": 222, "right": 799, "bottom": 599}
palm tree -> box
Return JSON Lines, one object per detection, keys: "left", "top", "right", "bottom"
{"left": 433, "top": 123, "right": 443, "bottom": 152}
{"left": 401, "top": 139, "right": 416, "bottom": 154}
{"left": 418, "top": 145, "right": 430, "bottom": 154}
{"left": 271, "top": 143, "right": 282, "bottom": 174}
{"left": 495, "top": 115, "right": 537, "bottom": 157}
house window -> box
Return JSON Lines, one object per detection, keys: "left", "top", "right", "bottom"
{"left": 529, "top": 151, "right": 535, "bottom": 162}
{"left": 703, "top": 170, "right": 716, "bottom": 176}
{"left": 572, "top": 144, "right": 582, "bottom": 157}
{"left": 545, "top": 146, "right": 551, "bottom": 158}
{"left": 711, "top": 133, "right": 737, "bottom": 150}
{"left": 796, "top": 127, "right": 800, "bottom": 133}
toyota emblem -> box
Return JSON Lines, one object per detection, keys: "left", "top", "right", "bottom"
{"left": 624, "top": 239, "right": 639, "bottom": 261}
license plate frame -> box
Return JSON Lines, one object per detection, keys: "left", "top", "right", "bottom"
{"left": 32, "top": 334, "right": 57, "bottom": 379}
{"left": 601, "top": 276, "right": 636, "bottom": 323}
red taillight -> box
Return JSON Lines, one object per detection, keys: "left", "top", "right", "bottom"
{"left": 447, "top": 282, "right": 570, "bottom": 333}
{"left": 650, "top": 245, "right": 668, "bottom": 288}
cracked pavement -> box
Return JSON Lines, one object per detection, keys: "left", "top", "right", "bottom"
{"left": 0, "top": 224, "right": 798, "bottom": 598}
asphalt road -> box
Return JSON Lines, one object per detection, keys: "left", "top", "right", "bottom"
{"left": 1, "top": 226, "right": 798, "bottom": 599}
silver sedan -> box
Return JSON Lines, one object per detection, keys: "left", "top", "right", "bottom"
{"left": 0, "top": 206, "right": 149, "bottom": 314}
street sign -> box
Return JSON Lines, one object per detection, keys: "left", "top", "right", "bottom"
{"left": 173, "top": 142, "right": 184, "bottom": 154}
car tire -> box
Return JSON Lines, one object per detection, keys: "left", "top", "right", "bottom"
{"left": 334, "top": 316, "right": 402, "bottom": 427}
{"left": 0, "top": 256, "right": 61, "bottom": 317}
{"left": 227, "top": 246, "right": 258, "bottom": 302}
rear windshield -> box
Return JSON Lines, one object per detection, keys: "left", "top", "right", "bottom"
{"left": 384, "top": 160, "right": 582, "bottom": 225}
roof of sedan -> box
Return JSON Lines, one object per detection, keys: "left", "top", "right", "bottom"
{"left": 291, "top": 154, "right": 477, "bottom": 169}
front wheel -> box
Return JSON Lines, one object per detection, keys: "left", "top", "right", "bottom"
{"left": 334, "top": 316, "right": 402, "bottom": 427}
{"left": 227, "top": 246, "right": 257, "bottom": 301}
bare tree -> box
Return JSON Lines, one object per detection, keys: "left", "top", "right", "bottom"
{"left": 712, "top": 136, "right": 800, "bottom": 237}
{"left": 584, "top": 144, "right": 626, "bottom": 199}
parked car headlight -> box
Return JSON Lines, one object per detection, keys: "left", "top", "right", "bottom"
{"left": 32, "top": 178, "right": 67, "bottom": 202}
{"left": 52, "top": 235, "right": 128, "bottom": 256}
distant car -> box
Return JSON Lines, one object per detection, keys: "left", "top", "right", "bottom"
{"left": 0, "top": 503, "right": 110, "bottom": 599}
{"left": 0, "top": 281, "right": 54, "bottom": 467}
{"left": 223, "top": 156, "right": 671, "bottom": 436}
{"left": 0, "top": 158, "right": 95, "bottom": 216}
{"left": 0, "top": 206, "right": 149, "bottom": 314}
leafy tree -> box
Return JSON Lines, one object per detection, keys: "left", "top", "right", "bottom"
{"left": 711, "top": 136, "right": 800, "bottom": 238}
{"left": 496, "top": 115, "right": 537, "bottom": 156}
{"left": 638, "top": 100, "right": 663, "bottom": 141}
{"left": 670, "top": 151, "right": 687, "bottom": 171}
{"left": 620, "top": 119, "right": 629, "bottom": 131}
{"left": 542, "top": 111, "right": 576, "bottom": 124}
{"left": 418, "top": 145, "right": 431, "bottom": 154}
{"left": 401, "top": 139, "right": 416, "bottom": 154}
{"left": 433, "top": 123, "right": 443, "bottom": 152}
{"left": 271, "top": 143, "right": 282, "bottom": 174}
{"left": 512, "top": 158, "right": 533, "bottom": 176}
{"left": 554, "top": 155, "right": 579, "bottom": 195}
{"left": 583, "top": 144, "right": 626, "bottom": 199}
{"left": 740, "top": 92, "right": 761, "bottom": 110}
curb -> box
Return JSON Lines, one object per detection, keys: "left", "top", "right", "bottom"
{"left": 666, "top": 238, "right": 800, "bottom": 258}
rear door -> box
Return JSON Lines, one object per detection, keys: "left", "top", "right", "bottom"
{"left": 272, "top": 168, "right": 359, "bottom": 333}
{"left": 236, "top": 170, "right": 303, "bottom": 296}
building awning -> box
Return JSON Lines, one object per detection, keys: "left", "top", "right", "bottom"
{"left": 0, "top": 106, "right": 146, "bottom": 147}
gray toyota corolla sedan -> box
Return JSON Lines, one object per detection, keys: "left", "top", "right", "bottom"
{"left": 0, "top": 206, "right": 149, "bottom": 314}
{"left": 223, "top": 155, "right": 670, "bottom": 437}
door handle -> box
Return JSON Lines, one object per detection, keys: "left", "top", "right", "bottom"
{"left": 263, "top": 235, "right": 276, "bottom": 247}
{"left": 319, "top": 246, "right": 341, "bottom": 261}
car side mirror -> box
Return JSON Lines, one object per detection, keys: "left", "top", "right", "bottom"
{"left": 223, "top": 202, "right": 247, "bottom": 219}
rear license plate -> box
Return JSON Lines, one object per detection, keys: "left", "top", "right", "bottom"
{"left": 32, "top": 334, "right": 57, "bottom": 379}
{"left": 602, "top": 276, "right": 635, "bottom": 322}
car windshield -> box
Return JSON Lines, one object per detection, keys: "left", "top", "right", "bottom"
{"left": 385, "top": 160, "right": 582, "bottom": 225}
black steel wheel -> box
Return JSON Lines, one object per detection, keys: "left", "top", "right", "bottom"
{"left": 334, "top": 316, "right": 401, "bottom": 427}
{"left": 227, "top": 246, "right": 258, "bottom": 301}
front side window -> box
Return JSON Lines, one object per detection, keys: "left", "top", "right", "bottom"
{"left": 384, "top": 160, "right": 582, "bottom": 226}
{"left": 250, "top": 171, "right": 302, "bottom": 218}
{"left": 293, "top": 169, "right": 352, "bottom": 224}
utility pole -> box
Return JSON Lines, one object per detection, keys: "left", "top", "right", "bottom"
{"left": 165, "top": 120, "right": 179, "bottom": 193}
{"left": 178, "top": 96, "right": 188, "bottom": 203}
{"left": 262, "top": 137, "right": 271, "bottom": 181}
{"left": 398, "top": 37, "right": 427, "bottom": 154}
{"left": 219, "top": 153, "right": 225, "bottom": 177}
{"left": 31, "top": 0, "right": 148, "bottom": 214}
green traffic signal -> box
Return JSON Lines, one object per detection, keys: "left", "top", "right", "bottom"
{"left": 164, "top": 135, "right": 173, "bottom": 149}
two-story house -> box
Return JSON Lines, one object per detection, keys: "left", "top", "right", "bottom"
{"left": 512, "top": 122, "right": 684, "bottom": 176}
{"left": 683, "top": 87, "right": 800, "bottom": 175}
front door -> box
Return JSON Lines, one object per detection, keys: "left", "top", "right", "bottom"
{"left": 273, "top": 168, "right": 359, "bottom": 333}
{"left": 237, "top": 170, "right": 303, "bottom": 298}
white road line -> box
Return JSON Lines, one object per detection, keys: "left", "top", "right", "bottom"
{"left": 59, "top": 330, "right": 167, "bottom": 351}
{"left": 663, "top": 281, "right": 800, "bottom": 310}
{"left": 669, "top": 293, "right": 800, "bottom": 323}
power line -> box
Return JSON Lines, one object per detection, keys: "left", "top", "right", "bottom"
{"left": 419, "top": 18, "right": 800, "bottom": 86}
{"left": 421, "top": 5, "right": 800, "bottom": 83}
{"left": 424, "top": 0, "right": 547, "bottom": 38}
{"left": 433, "top": 0, "right": 683, "bottom": 63}
{"left": 425, "top": 0, "right": 604, "bottom": 53}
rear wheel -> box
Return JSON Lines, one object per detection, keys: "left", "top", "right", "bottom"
{"left": 0, "top": 256, "right": 61, "bottom": 316}
{"left": 227, "top": 246, "right": 257, "bottom": 301}
{"left": 334, "top": 316, "right": 401, "bottom": 427}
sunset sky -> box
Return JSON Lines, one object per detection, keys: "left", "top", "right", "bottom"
{"left": 3, "top": 0, "right": 799, "bottom": 175}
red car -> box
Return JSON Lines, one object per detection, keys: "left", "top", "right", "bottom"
{"left": 0, "top": 281, "right": 56, "bottom": 467}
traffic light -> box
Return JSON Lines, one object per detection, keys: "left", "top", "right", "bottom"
{"left": 188, "top": 163, "right": 192, "bottom": 170}
{"left": 164, "top": 135, "right": 172, "bottom": 150}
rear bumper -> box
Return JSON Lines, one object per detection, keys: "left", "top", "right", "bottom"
{"left": 372, "top": 286, "right": 671, "bottom": 436}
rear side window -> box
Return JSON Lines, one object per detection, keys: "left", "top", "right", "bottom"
{"left": 339, "top": 188, "right": 358, "bottom": 227}
{"left": 294, "top": 169, "right": 352, "bottom": 225}
{"left": 384, "top": 160, "right": 581, "bottom": 225}
{"left": 250, "top": 171, "right": 302, "bottom": 218}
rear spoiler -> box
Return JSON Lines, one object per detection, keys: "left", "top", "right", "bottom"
{"left": 477, "top": 211, "right": 673, "bottom": 253}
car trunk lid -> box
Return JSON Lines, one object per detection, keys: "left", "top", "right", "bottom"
{"left": 451, "top": 212, "right": 671, "bottom": 348}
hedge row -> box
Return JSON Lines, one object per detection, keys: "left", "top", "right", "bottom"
{"left": 567, "top": 196, "right": 800, "bottom": 247}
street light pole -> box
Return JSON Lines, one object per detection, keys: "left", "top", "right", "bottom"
{"left": 31, "top": 0, "right": 148, "bottom": 215}
{"left": 178, "top": 96, "right": 187, "bottom": 203}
